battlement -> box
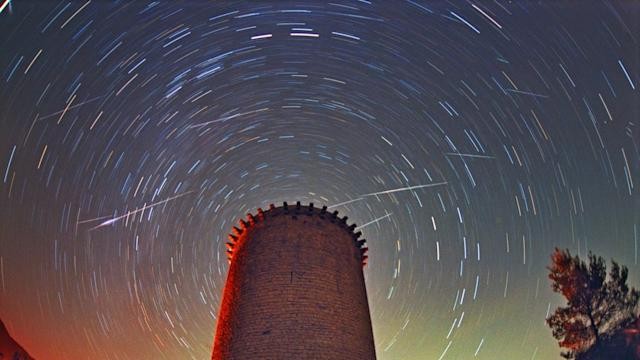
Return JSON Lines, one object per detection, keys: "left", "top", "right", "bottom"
{"left": 225, "top": 201, "right": 368, "bottom": 266}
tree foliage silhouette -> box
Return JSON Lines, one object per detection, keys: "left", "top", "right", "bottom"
{"left": 547, "top": 248, "right": 639, "bottom": 359}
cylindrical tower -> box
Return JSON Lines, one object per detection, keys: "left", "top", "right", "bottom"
{"left": 212, "top": 202, "right": 376, "bottom": 359}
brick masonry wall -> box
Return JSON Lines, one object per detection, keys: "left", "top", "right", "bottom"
{"left": 212, "top": 203, "right": 376, "bottom": 359}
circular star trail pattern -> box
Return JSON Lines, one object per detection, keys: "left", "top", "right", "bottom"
{"left": 0, "top": 1, "right": 638, "bottom": 359}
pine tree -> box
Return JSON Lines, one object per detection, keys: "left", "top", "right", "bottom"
{"left": 547, "top": 248, "right": 639, "bottom": 359}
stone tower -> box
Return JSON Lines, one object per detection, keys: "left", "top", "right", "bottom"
{"left": 212, "top": 202, "right": 376, "bottom": 359}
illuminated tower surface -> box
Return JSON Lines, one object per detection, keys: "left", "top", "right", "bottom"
{"left": 212, "top": 202, "right": 376, "bottom": 360}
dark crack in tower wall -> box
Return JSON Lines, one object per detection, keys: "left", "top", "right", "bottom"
{"left": 212, "top": 202, "right": 376, "bottom": 359}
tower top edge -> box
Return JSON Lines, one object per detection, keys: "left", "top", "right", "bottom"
{"left": 225, "top": 201, "right": 369, "bottom": 266}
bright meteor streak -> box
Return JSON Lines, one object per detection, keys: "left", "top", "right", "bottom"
{"left": 355, "top": 212, "right": 393, "bottom": 230}
{"left": 445, "top": 152, "right": 495, "bottom": 159}
{"left": 82, "top": 191, "right": 194, "bottom": 231}
{"left": 328, "top": 182, "right": 448, "bottom": 209}
{"left": 0, "top": 0, "right": 11, "bottom": 15}
{"left": 504, "top": 88, "right": 549, "bottom": 98}
{"left": 327, "top": 197, "right": 365, "bottom": 209}
{"left": 362, "top": 182, "right": 448, "bottom": 197}
{"left": 38, "top": 96, "right": 105, "bottom": 120}
{"left": 76, "top": 214, "right": 113, "bottom": 224}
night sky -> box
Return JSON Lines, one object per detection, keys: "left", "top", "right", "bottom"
{"left": 0, "top": 1, "right": 639, "bottom": 359}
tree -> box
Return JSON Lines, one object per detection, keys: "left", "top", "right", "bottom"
{"left": 578, "top": 315, "right": 640, "bottom": 359}
{"left": 547, "top": 248, "right": 640, "bottom": 359}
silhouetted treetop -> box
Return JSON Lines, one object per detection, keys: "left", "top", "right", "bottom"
{"left": 547, "top": 248, "right": 639, "bottom": 359}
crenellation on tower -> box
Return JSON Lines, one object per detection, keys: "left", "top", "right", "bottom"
{"left": 224, "top": 202, "right": 369, "bottom": 267}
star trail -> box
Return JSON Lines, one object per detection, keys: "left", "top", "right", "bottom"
{"left": 0, "top": 1, "right": 638, "bottom": 359}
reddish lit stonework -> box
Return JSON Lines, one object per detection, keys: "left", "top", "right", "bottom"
{"left": 211, "top": 202, "right": 376, "bottom": 359}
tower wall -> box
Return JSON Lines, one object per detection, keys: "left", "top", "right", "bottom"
{"left": 212, "top": 202, "right": 376, "bottom": 359}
